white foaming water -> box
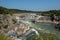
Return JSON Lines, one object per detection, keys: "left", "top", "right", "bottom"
{"left": 31, "top": 28, "right": 39, "bottom": 35}
{"left": 20, "top": 20, "right": 50, "bottom": 34}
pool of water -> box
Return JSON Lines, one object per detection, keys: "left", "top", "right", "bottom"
{"left": 34, "top": 22, "right": 60, "bottom": 39}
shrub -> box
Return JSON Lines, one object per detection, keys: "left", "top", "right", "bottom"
{"left": 12, "top": 19, "right": 17, "bottom": 24}
{"left": 3, "top": 24, "right": 8, "bottom": 29}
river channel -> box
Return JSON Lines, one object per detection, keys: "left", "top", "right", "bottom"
{"left": 20, "top": 19, "right": 60, "bottom": 39}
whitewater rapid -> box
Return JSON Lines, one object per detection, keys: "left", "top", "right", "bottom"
{"left": 20, "top": 20, "right": 60, "bottom": 39}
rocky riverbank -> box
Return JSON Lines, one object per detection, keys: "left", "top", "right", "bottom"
{"left": 36, "top": 20, "right": 58, "bottom": 25}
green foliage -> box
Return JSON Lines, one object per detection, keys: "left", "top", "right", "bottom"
{"left": 26, "top": 34, "right": 43, "bottom": 40}
{"left": 0, "top": 6, "right": 35, "bottom": 13}
{"left": 0, "top": 6, "right": 60, "bottom": 16}
{"left": 3, "top": 24, "right": 8, "bottom": 29}
{"left": 26, "top": 33, "right": 58, "bottom": 40}
{"left": 0, "top": 6, "right": 14, "bottom": 15}
{"left": 36, "top": 35, "right": 43, "bottom": 40}
{"left": 45, "top": 33, "right": 57, "bottom": 40}
{"left": 12, "top": 19, "right": 17, "bottom": 24}
{"left": 8, "top": 10, "right": 14, "bottom": 15}
{"left": 0, "top": 34, "right": 11, "bottom": 40}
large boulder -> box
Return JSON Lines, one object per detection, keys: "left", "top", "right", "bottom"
{"left": 55, "top": 23, "right": 60, "bottom": 30}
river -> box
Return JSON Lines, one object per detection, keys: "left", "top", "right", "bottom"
{"left": 20, "top": 19, "right": 60, "bottom": 39}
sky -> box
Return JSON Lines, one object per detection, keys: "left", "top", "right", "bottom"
{"left": 0, "top": 0, "right": 60, "bottom": 11}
